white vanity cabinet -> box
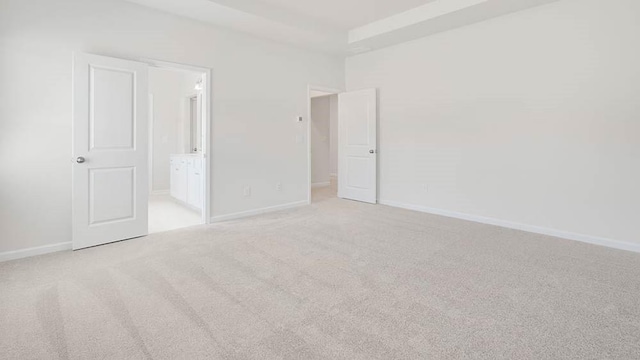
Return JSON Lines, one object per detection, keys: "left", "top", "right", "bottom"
{"left": 170, "top": 155, "right": 203, "bottom": 210}
{"left": 186, "top": 157, "right": 202, "bottom": 208}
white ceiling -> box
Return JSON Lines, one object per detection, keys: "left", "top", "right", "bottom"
{"left": 250, "top": 0, "right": 436, "bottom": 30}
{"left": 125, "top": 0, "right": 560, "bottom": 55}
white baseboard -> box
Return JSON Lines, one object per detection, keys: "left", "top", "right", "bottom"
{"left": 210, "top": 200, "right": 307, "bottom": 223}
{"left": 150, "top": 190, "right": 170, "bottom": 195}
{"left": 0, "top": 242, "right": 72, "bottom": 263}
{"left": 379, "top": 199, "right": 640, "bottom": 254}
{"left": 311, "top": 182, "right": 331, "bottom": 188}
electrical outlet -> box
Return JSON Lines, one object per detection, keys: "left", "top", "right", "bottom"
{"left": 276, "top": 182, "right": 282, "bottom": 191}
{"left": 243, "top": 185, "right": 251, "bottom": 197}
{"left": 422, "top": 184, "right": 429, "bottom": 193}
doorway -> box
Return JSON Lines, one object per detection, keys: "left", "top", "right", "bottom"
{"left": 148, "top": 65, "right": 208, "bottom": 234}
{"left": 307, "top": 85, "right": 379, "bottom": 206}
{"left": 308, "top": 86, "right": 340, "bottom": 203}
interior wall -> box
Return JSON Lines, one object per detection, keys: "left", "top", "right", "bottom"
{"left": 310, "top": 96, "right": 331, "bottom": 185}
{"left": 346, "top": 0, "right": 640, "bottom": 246}
{"left": 149, "top": 68, "right": 201, "bottom": 192}
{"left": 0, "top": 0, "right": 344, "bottom": 254}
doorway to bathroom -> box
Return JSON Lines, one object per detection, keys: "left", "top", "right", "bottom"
{"left": 148, "top": 63, "right": 210, "bottom": 234}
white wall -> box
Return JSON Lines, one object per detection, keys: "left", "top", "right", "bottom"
{"left": 149, "top": 68, "right": 200, "bottom": 192}
{"left": 347, "top": 0, "right": 640, "bottom": 247}
{"left": 0, "top": 0, "right": 343, "bottom": 254}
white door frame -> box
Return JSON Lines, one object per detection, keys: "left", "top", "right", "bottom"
{"left": 146, "top": 59, "right": 212, "bottom": 225}
{"left": 307, "top": 85, "right": 342, "bottom": 204}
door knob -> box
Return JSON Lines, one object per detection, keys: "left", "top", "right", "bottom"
{"left": 76, "top": 156, "right": 86, "bottom": 163}
{"left": 369, "top": 150, "right": 375, "bottom": 154}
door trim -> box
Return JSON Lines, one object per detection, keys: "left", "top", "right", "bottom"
{"left": 145, "top": 59, "right": 212, "bottom": 226}
{"left": 307, "top": 85, "right": 342, "bottom": 204}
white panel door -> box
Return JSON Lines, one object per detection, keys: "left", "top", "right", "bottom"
{"left": 338, "top": 89, "right": 377, "bottom": 204}
{"left": 72, "top": 53, "right": 149, "bottom": 250}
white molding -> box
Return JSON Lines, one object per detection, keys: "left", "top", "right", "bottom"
{"left": 0, "top": 242, "right": 72, "bottom": 263}
{"left": 379, "top": 199, "right": 640, "bottom": 254}
{"left": 210, "top": 200, "right": 307, "bottom": 223}
{"left": 150, "top": 189, "right": 170, "bottom": 196}
{"left": 349, "top": 0, "right": 488, "bottom": 43}
{"left": 311, "top": 181, "right": 331, "bottom": 188}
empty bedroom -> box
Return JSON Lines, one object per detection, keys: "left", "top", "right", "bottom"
{"left": 1, "top": 0, "right": 639, "bottom": 358}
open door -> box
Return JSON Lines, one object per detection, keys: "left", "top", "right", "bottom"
{"left": 338, "top": 88, "right": 377, "bottom": 204}
{"left": 72, "top": 53, "right": 149, "bottom": 250}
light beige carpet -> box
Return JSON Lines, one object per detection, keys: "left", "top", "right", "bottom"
{"left": 1, "top": 186, "right": 640, "bottom": 359}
